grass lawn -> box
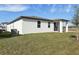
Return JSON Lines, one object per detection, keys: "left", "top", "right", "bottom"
{"left": 0, "top": 32, "right": 79, "bottom": 55}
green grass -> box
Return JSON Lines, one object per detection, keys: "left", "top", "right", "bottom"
{"left": 0, "top": 32, "right": 79, "bottom": 55}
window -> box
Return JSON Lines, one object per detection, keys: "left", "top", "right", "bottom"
{"left": 48, "top": 22, "right": 50, "bottom": 28}
{"left": 37, "top": 21, "right": 41, "bottom": 28}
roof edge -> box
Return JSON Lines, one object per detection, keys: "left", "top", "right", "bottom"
{"left": 8, "top": 16, "right": 69, "bottom": 24}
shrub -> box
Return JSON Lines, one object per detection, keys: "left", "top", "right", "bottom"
{"left": 0, "top": 31, "right": 12, "bottom": 38}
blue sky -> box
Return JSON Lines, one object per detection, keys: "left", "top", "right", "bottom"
{"left": 0, "top": 4, "right": 77, "bottom": 23}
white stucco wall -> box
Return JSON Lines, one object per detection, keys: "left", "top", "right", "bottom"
{"left": 7, "top": 18, "right": 68, "bottom": 34}
{"left": 22, "top": 18, "right": 54, "bottom": 34}
{"left": 7, "top": 24, "right": 11, "bottom": 31}
{"left": 7, "top": 19, "right": 23, "bottom": 34}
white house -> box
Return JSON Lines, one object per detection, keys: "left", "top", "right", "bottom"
{"left": 7, "top": 16, "right": 69, "bottom": 34}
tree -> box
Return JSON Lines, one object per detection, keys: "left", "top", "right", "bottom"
{"left": 72, "top": 5, "right": 79, "bottom": 40}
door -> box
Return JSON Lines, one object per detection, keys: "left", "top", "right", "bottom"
{"left": 54, "top": 22, "right": 59, "bottom": 31}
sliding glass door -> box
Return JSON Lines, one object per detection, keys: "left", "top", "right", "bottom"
{"left": 54, "top": 22, "right": 59, "bottom": 31}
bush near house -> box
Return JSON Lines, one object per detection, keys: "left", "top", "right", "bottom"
{"left": 0, "top": 31, "right": 19, "bottom": 39}
{"left": 0, "top": 31, "right": 12, "bottom": 38}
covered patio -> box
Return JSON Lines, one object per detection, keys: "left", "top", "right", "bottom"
{"left": 53, "top": 19, "right": 69, "bottom": 33}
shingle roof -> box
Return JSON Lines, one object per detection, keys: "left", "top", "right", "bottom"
{"left": 8, "top": 16, "right": 69, "bottom": 24}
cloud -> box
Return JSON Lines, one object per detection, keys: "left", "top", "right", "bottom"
{"left": 0, "top": 5, "right": 29, "bottom": 12}
{"left": 50, "top": 5, "right": 56, "bottom": 13}
{"left": 50, "top": 4, "right": 73, "bottom": 13}
{"left": 50, "top": 5, "right": 66, "bottom": 13}
{"left": 31, "top": 4, "right": 42, "bottom": 11}
{"left": 50, "top": 9, "right": 55, "bottom": 13}
{"left": 65, "top": 5, "right": 72, "bottom": 13}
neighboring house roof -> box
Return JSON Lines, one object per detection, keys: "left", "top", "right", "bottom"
{"left": 8, "top": 16, "right": 69, "bottom": 24}
{"left": 1, "top": 22, "right": 9, "bottom": 24}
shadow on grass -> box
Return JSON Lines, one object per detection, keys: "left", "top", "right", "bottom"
{"left": 71, "top": 35, "right": 76, "bottom": 38}
{"left": 70, "top": 35, "right": 77, "bottom": 41}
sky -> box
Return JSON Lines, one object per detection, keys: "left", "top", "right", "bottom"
{"left": 0, "top": 4, "right": 77, "bottom": 23}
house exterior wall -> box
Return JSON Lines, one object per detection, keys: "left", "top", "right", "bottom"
{"left": 7, "top": 18, "right": 67, "bottom": 34}
{"left": 7, "top": 24, "right": 10, "bottom": 31}
{"left": 22, "top": 18, "right": 54, "bottom": 34}
{"left": 7, "top": 19, "right": 23, "bottom": 34}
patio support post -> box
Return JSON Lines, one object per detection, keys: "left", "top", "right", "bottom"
{"left": 59, "top": 21, "right": 63, "bottom": 33}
